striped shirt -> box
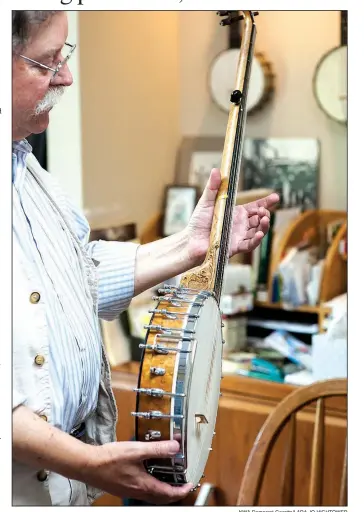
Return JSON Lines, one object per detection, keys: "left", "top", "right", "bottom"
{"left": 12, "top": 139, "right": 138, "bottom": 433}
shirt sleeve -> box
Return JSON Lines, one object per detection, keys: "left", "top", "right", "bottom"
{"left": 65, "top": 199, "right": 140, "bottom": 321}
{"left": 85, "top": 239, "right": 139, "bottom": 320}
{"left": 25, "top": 156, "right": 140, "bottom": 321}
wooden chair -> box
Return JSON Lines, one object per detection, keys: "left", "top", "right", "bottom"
{"left": 236, "top": 378, "right": 347, "bottom": 507}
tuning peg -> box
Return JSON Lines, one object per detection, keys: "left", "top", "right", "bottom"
{"left": 252, "top": 11, "right": 259, "bottom": 16}
{"left": 216, "top": 11, "right": 230, "bottom": 16}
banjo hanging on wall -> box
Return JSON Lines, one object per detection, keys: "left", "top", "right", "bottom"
{"left": 312, "top": 11, "right": 347, "bottom": 124}
{"left": 208, "top": 11, "right": 274, "bottom": 115}
{"left": 132, "top": 10, "right": 258, "bottom": 489}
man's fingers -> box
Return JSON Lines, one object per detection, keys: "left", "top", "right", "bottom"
{"left": 235, "top": 207, "right": 270, "bottom": 233}
{"left": 239, "top": 231, "right": 264, "bottom": 252}
{"left": 163, "top": 482, "right": 194, "bottom": 502}
{"left": 122, "top": 440, "right": 181, "bottom": 461}
{"left": 137, "top": 474, "right": 193, "bottom": 504}
{"left": 257, "top": 193, "right": 280, "bottom": 210}
{"left": 251, "top": 231, "right": 264, "bottom": 249}
{"left": 244, "top": 193, "right": 280, "bottom": 214}
{"left": 259, "top": 216, "right": 270, "bottom": 234}
{"left": 246, "top": 213, "right": 260, "bottom": 229}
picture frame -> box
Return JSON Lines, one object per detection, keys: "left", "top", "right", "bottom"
{"left": 174, "top": 136, "right": 226, "bottom": 192}
{"left": 162, "top": 185, "right": 199, "bottom": 237}
{"left": 175, "top": 137, "right": 320, "bottom": 211}
{"left": 242, "top": 137, "right": 320, "bottom": 209}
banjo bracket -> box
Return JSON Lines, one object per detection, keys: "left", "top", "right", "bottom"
{"left": 131, "top": 410, "right": 184, "bottom": 420}
{"left": 133, "top": 387, "right": 186, "bottom": 399}
{"left": 138, "top": 343, "right": 192, "bottom": 355}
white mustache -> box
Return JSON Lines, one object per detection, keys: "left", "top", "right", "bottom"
{"left": 34, "top": 87, "right": 65, "bottom": 115}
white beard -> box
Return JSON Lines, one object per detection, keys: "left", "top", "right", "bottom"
{"left": 34, "top": 86, "right": 65, "bottom": 115}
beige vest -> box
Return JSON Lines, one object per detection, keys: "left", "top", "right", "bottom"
{"left": 12, "top": 153, "right": 117, "bottom": 506}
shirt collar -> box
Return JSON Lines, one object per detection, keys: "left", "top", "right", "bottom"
{"left": 12, "top": 139, "right": 32, "bottom": 184}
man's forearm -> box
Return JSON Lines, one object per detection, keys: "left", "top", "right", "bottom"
{"left": 134, "top": 228, "right": 200, "bottom": 297}
{"left": 13, "top": 405, "right": 92, "bottom": 481}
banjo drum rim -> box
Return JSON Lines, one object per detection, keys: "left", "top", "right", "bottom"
{"left": 134, "top": 287, "right": 222, "bottom": 486}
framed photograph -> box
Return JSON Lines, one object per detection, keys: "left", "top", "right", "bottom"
{"left": 175, "top": 136, "right": 226, "bottom": 192}
{"left": 162, "top": 185, "right": 199, "bottom": 237}
{"left": 242, "top": 138, "right": 320, "bottom": 209}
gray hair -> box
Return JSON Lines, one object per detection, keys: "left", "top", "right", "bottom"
{"left": 12, "top": 11, "right": 58, "bottom": 51}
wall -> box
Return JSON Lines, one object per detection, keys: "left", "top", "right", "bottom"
{"left": 47, "top": 11, "right": 83, "bottom": 209}
{"left": 57, "top": 11, "right": 348, "bottom": 229}
{"left": 179, "top": 10, "right": 347, "bottom": 210}
{"left": 78, "top": 11, "right": 180, "bottom": 231}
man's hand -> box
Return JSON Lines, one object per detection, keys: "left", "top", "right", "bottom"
{"left": 83, "top": 439, "right": 193, "bottom": 504}
{"left": 186, "top": 168, "right": 279, "bottom": 264}
{"left": 133, "top": 168, "right": 279, "bottom": 297}
{"left": 13, "top": 406, "right": 192, "bottom": 505}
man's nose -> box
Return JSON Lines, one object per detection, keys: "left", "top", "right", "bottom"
{"left": 52, "top": 62, "right": 73, "bottom": 87}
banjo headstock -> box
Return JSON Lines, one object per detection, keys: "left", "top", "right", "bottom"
{"left": 217, "top": 10, "right": 259, "bottom": 26}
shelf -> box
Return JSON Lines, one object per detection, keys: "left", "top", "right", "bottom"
{"left": 268, "top": 210, "right": 347, "bottom": 305}
{"left": 254, "top": 301, "right": 331, "bottom": 315}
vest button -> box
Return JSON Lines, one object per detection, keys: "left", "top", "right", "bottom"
{"left": 34, "top": 355, "right": 45, "bottom": 366}
{"left": 30, "top": 292, "right": 41, "bottom": 304}
{"left": 36, "top": 469, "right": 48, "bottom": 482}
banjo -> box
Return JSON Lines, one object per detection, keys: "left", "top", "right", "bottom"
{"left": 132, "top": 10, "right": 258, "bottom": 490}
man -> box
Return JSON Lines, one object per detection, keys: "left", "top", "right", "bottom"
{"left": 12, "top": 10, "right": 279, "bottom": 507}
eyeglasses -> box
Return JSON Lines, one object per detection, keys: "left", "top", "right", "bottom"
{"left": 18, "top": 42, "right": 76, "bottom": 82}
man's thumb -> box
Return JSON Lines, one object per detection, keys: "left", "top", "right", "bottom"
{"left": 130, "top": 440, "right": 181, "bottom": 461}
{"left": 198, "top": 168, "right": 221, "bottom": 206}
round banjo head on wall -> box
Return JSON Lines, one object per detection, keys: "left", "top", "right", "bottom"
{"left": 313, "top": 45, "right": 347, "bottom": 124}
{"left": 208, "top": 49, "right": 275, "bottom": 115}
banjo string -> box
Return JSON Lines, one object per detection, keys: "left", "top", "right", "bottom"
{"left": 213, "top": 23, "right": 256, "bottom": 303}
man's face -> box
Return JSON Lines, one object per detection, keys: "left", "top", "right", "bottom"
{"left": 12, "top": 12, "right": 73, "bottom": 140}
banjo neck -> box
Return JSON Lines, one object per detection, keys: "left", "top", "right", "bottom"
{"left": 180, "top": 11, "right": 258, "bottom": 303}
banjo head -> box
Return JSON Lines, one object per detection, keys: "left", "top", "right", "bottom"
{"left": 208, "top": 48, "right": 274, "bottom": 115}
{"left": 313, "top": 45, "right": 347, "bottom": 124}
{"left": 133, "top": 287, "right": 223, "bottom": 487}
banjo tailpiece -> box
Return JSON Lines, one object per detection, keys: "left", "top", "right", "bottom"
{"left": 133, "top": 11, "right": 258, "bottom": 490}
